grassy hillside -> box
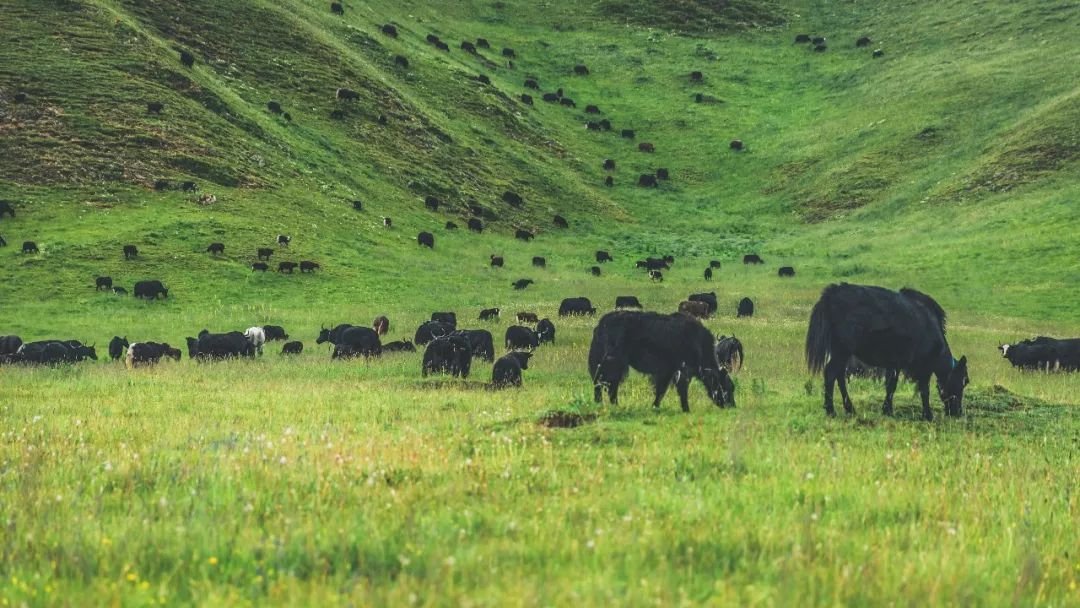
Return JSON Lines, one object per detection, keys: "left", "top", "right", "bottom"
{"left": 1, "top": 0, "right": 1079, "bottom": 605}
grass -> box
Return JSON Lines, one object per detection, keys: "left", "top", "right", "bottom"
{"left": 1, "top": 0, "right": 1080, "bottom": 604}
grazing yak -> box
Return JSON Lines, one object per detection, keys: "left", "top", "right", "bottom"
{"left": 649, "top": 270, "right": 663, "bottom": 282}
{"left": 730, "top": 139, "right": 744, "bottom": 151}
{"left": 678, "top": 300, "right": 710, "bottom": 319}
{"left": 454, "top": 329, "right": 495, "bottom": 362}
{"left": 521, "top": 94, "right": 533, "bottom": 105}
{"left": 147, "top": 102, "right": 164, "bottom": 114}
{"left": 638, "top": 174, "right": 658, "bottom": 187}
{"left": 277, "top": 234, "right": 291, "bottom": 247}
{"left": 300, "top": 261, "right": 320, "bottom": 272}
{"left": 133, "top": 280, "right": 168, "bottom": 299}
{"left": 503, "top": 191, "right": 524, "bottom": 206}
{"left": 559, "top": 297, "right": 596, "bottom": 316}
{"left": 638, "top": 142, "right": 655, "bottom": 153}
{"left": 331, "top": 2, "right": 344, "bottom": 14}
{"left": 856, "top": 36, "right": 872, "bottom": 47}
{"left": 588, "top": 311, "right": 736, "bottom": 411}
{"left": 461, "top": 41, "right": 477, "bottom": 53}
{"left": 806, "top": 283, "right": 968, "bottom": 420}
{"left": 281, "top": 341, "right": 304, "bottom": 355}
{"left": 490, "top": 255, "right": 504, "bottom": 267}
{"left": 352, "top": 200, "right": 363, "bottom": 211}
{"left": 715, "top": 336, "right": 744, "bottom": 371}
{"left": 207, "top": 242, "right": 225, "bottom": 255}
{"left": 574, "top": 64, "right": 589, "bottom": 75}
{"left": 180, "top": 50, "right": 195, "bottom": 67}
{"left": 704, "top": 267, "right": 713, "bottom": 280}
{"left": 384, "top": 217, "right": 392, "bottom": 228}
{"left": 689, "top": 292, "right": 718, "bottom": 314}
{"left": 553, "top": 215, "right": 569, "bottom": 229}
{"left": 278, "top": 261, "right": 298, "bottom": 273}
{"left": 186, "top": 331, "right": 254, "bottom": 360}
{"left": 517, "top": 312, "right": 539, "bottom": 323}
{"left": 596, "top": 250, "right": 613, "bottom": 263}
{"left": 560, "top": 97, "right": 576, "bottom": 108}
{"left": 795, "top": 34, "right": 811, "bottom": 43}
{"left": 414, "top": 321, "right": 455, "bottom": 345}
{"left": 743, "top": 254, "right": 764, "bottom": 264}
{"left": 263, "top": 325, "right": 289, "bottom": 341}
{"left": 422, "top": 335, "right": 472, "bottom": 378}
{"left": 636, "top": 257, "right": 669, "bottom": 271}
{"left": 779, "top": 266, "right": 795, "bottom": 277}
{"left": 418, "top": 232, "right": 435, "bottom": 248}
{"left": 604, "top": 176, "right": 613, "bottom": 187}
{"left": 336, "top": 88, "right": 360, "bottom": 101}
{"left": 615, "top": 296, "right": 642, "bottom": 309}
{"left": 22, "top": 241, "right": 38, "bottom": 254}
{"left": 502, "top": 48, "right": 516, "bottom": 58}
{"left": 381, "top": 24, "right": 398, "bottom": 37}
{"left": 469, "top": 218, "right": 484, "bottom": 232}
{"left": 505, "top": 325, "right": 539, "bottom": 350}
{"left": 542, "top": 93, "right": 558, "bottom": 103}
{"left": 267, "top": 101, "right": 282, "bottom": 114}
{"left": 330, "top": 327, "right": 381, "bottom": 359}
{"left": 492, "top": 352, "right": 532, "bottom": 388}
{"left": 108, "top": 336, "right": 129, "bottom": 360}
{"left": 257, "top": 247, "right": 273, "bottom": 260}
{"left": 1000, "top": 337, "right": 1080, "bottom": 371}
{"left": 738, "top": 297, "right": 755, "bottom": 318}
{"left": 372, "top": 316, "right": 390, "bottom": 336}
{"left": 395, "top": 55, "right": 409, "bottom": 68}
{"left": 512, "top": 279, "right": 534, "bottom": 290}
{"left": 382, "top": 340, "right": 416, "bottom": 353}
{"left": 525, "top": 78, "right": 539, "bottom": 89}
{"left": 621, "top": 129, "right": 635, "bottom": 139}
{"left": 585, "top": 105, "right": 600, "bottom": 114}
{"left": 243, "top": 327, "right": 267, "bottom": 355}
{"left": 479, "top": 308, "right": 500, "bottom": 321}
{"left": 532, "top": 256, "right": 546, "bottom": 268}
{"left": 316, "top": 324, "right": 356, "bottom": 346}
{"left": 537, "top": 319, "right": 556, "bottom": 344}
{"left": 591, "top": 266, "right": 602, "bottom": 276}
{"left": 656, "top": 168, "right": 669, "bottom": 180}
{"left": 123, "top": 245, "right": 139, "bottom": 259}
{"left": 112, "top": 287, "right": 127, "bottom": 295}
{"left": 14, "top": 341, "right": 99, "bottom": 365}
{"left": 425, "top": 196, "right": 441, "bottom": 211}
{"left": 96, "top": 276, "right": 113, "bottom": 291}
{"left": 251, "top": 262, "right": 269, "bottom": 272}
{"left": 873, "top": 49, "right": 885, "bottom": 58}
{"left": 126, "top": 342, "right": 181, "bottom": 367}
{"left": 476, "top": 38, "right": 490, "bottom": 49}
{"left": 710, "top": 260, "right": 723, "bottom": 269}
{"left": 603, "top": 159, "right": 616, "bottom": 171}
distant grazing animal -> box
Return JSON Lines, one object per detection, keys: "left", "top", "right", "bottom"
{"left": 186, "top": 331, "right": 254, "bottom": 360}
{"left": 586, "top": 121, "right": 601, "bottom": 132}
{"left": 492, "top": 351, "right": 532, "bottom": 388}
{"left": 560, "top": 98, "right": 577, "bottom": 108}
{"left": 515, "top": 229, "right": 534, "bottom": 241}
{"left": 454, "top": 329, "right": 495, "bottom": 362}
{"left": 585, "top": 105, "right": 599, "bottom": 114}
{"left": 621, "top": 129, "right": 635, "bottom": 139}
{"left": 277, "top": 234, "right": 291, "bottom": 247}
{"left": 108, "top": 336, "right": 129, "bottom": 360}
{"left": 512, "top": 279, "right": 534, "bottom": 290}
{"left": 431, "top": 312, "right": 457, "bottom": 327}
{"left": 251, "top": 262, "right": 269, "bottom": 272}
{"left": 591, "top": 266, "right": 602, "bottom": 276}
{"left": 598, "top": 119, "right": 612, "bottom": 131}
{"left": 381, "top": 24, "right": 398, "bottom": 37}
{"left": 615, "top": 296, "right": 641, "bottom": 309}
{"left": 636, "top": 258, "right": 669, "bottom": 271}
{"left": 709, "top": 260, "right": 722, "bottom": 269}
{"left": 147, "top": 102, "right": 164, "bottom": 114}
{"left": 999, "top": 337, "right": 1080, "bottom": 371}
{"left": 352, "top": 200, "right": 363, "bottom": 211}
{"left": 649, "top": 270, "right": 663, "bottom": 282}
{"left": 873, "top": 49, "right": 885, "bottom": 58}
{"left": 490, "top": 255, "right": 504, "bottom": 267}
{"left": 112, "top": 287, "right": 127, "bottom": 295}
{"left": 13, "top": 92, "right": 28, "bottom": 103}
{"left": 469, "top": 218, "right": 484, "bottom": 232}
{"left": 795, "top": 34, "right": 811, "bottom": 43}
{"left": 638, "top": 174, "right": 658, "bottom": 187}
{"left": 502, "top": 48, "right": 516, "bottom": 58}
{"left": 425, "top": 196, "right": 441, "bottom": 211}
{"left": 479, "top": 308, "right": 500, "bottom": 321}
{"left": 267, "top": 101, "right": 282, "bottom": 114}
{"left": 704, "top": 268, "right": 713, "bottom": 280}
{"left": 476, "top": 74, "right": 490, "bottom": 85}
{"left": 656, "top": 168, "right": 669, "bottom": 180}
{"left": 123, "top": 245, "right": 138, "bottom": 259}
{"left": 331, "top": 327, "right": 382, "bottom": 359}
{"left": 263, "top": 323, "right": 289, "bottom": 343}
{"left": 690, "top": 71, "right": 703, "bottom": 81}
{"left": 524, "top": 78, "right": 539, "bottom": 89}
{"left": 418, "top": 232, "right": 435, "bottom": 248}
{"left": 180, "top": 181, "right": 198, "bottom": 192}
{"left": 281, "top": 341, "right": 303, "bottom": 355}
{"left": 779, "top": 266, "right": 795, "bottom": 277}
{"left": 743, "top": 254, "right": 764, "bottom": 265}
{"left": 604, "top": 176, "right": 613, "bottom": 187}
{"left": 96, "top": 276, "right": 113, "bottom": 291}
{"left": 243, "top": 327, "right": 267, "bottom": 355}
{"left": 316, "top": 324, "right": 355, "bottom": 346}
{"left": 737, "top": 297, "right": 754, "bottom": 318}
{"left": 422, "top": 335, "right": 472, "bottom": 378}
{"left": 461, "top": 41, "right": 477, "bottom": 53}
{"left": 503, "top": 191, "right": 524, "bottom": 206}
{"left": 395, "top": 55, "right": 409, "bottom": 68}
{"left": 446, "top": 221, "right": 458, "bottom": 230}
{"left": 126, "top": 342, "right": 181, "bottom": 367}
{"left": 559, "top": 297, "right": 596, "bottom": 316}
{"left": 812, "top": 36, "right": 826, "bottom": 44}
{"left": 517, "top": 312, "right": 539, "bottom": 323}
{"left": 806, "top": 283, "right": 968, "bottom": 419}
{"left": 13, "top": 341, "right": 97, "bottom": 365}
{"left": 0, "top": 201, "right": 14, "bottom": 217}
{"left": 521, "top": 94, "right": 533, "bottom": 105}
{"left": 414, "top": 321, "right": 456, "bottom": 346}
{"left": 603, "top": 159, "right": 616, "bottom": 171}
{"left": 330, "top": 2, "right": 344, "bottom": 15}
{"left": 553, "top": 215, "right": 568, "bottom": 229}
{"left": 814, "top": 43, "right": 828, "bottom": 52}
{"left": 372, "top": 316, "right": 390, "bottom": 336}
{"left": 689, "top": 292, "right": 718, "bottom": 314}
{"left": 436, "top": 41, "right": 450, "bottom": 51}
{"left": 278, "top": 262, "right": 298, "bottom": 273}
{"left": 207, "top": 242, "right": 224, "bottom": 255}
{"left": 574, "top": 64, "right": 589, "bottom": 75}
{"left": 542, "top": 93, "right": 558, "bottom": 103}
{"left": 336, "top": 88, "right": 360, "bottom": 101}
{"left": 300, "top": 261, "right": 320, "bottom": 273}
{"left": 678, "top": 300, "right": 710, "bottom": 319}
{"left": 0, "top": 335, "right": 23, "bottom": 356}
{"left": 179, "top": 50, "right": 195, "bottom": 67}
{"left": 384, "top": 217, "right": 392, "bottom": 228}
{"left": 532, "top": 256, "right": 546, "bottom": 268}
{"left": 382, "top": 340, "right": 416, "bottom": 353}
{"left": 505, "top": 325, "right": 539, "bottom": 350}
{"left": 133, "top": 280, "right": 168, "bottom": 299}
{"left": 476, "top": 37, "right": 491, "bottom": 48}
{"left": 588, "top": 311, "right": 735, "bottom": 410}
{"left": 715, "top": 336, "right": 744, "bottom": 371}
{"left": 154, "top": 179, "right": 170, "bottom": 190}
{"left": 730, "top": 139, "right": 744, "bottom": 151}
{"left": 639, "top": 142, "right": 655, "bottom": 153}
{"left": 426, "top": 34, "right": 441, "bottom": 44}
{"left": 856, "top": 36, "right": 872, "bottom": 47}
{"left": 596, "top": 250, "right": 612, "bottom": 263}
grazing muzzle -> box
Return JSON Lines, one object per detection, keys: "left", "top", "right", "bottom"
{"left": 701, "top": 367, "right": 736, "bottom": 407}
{"left": 940, "top": 356, "right": 969, "bottom": 416}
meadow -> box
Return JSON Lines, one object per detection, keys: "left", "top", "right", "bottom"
{"left": 2, "top": 0, "right": 1079, "bottom": 604}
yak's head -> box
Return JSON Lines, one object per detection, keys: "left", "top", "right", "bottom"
{"left": 185, "top": 337, "right": 199, "bottom": 358}
{"left": 316, "top": 327, "right": 332, "bottom": 344}
{"left": 700, "top": 367, "right": 736, "bottom": 408}
{"left": 940, "top": 356, "right": 969, "bottom": 416}
{"left": 163, "top": 344, "right": 182, "bottom": 361}
{"left": 84, "top": 345, "right": 98, "bottom": 360}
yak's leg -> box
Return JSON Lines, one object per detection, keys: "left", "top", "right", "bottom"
{"left": 608, "top": 377, "right": 621, "bottom": 405}
{"left": 834, "top": 361, "right": 855, "bottom": 415}
{"left": 675, "top": 373, "right": 691, "bottom": 413}
{"left": 823, "top": 357, "right": 847, "bottom": 416}
{"left": 917, "top": 378, "right": 933, "bottom": 421}
{"left": 652, "top": 370, "right": 676, "bottom": 409}
{"left": 882, "top": 369, "right": 899, "bottom": 416}
{"left": 593, "top": 380, "right": 604, "bottom": 403}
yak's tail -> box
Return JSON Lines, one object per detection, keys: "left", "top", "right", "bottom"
{"left": 805, "top": 297, "right": 832, "bottom": 374}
